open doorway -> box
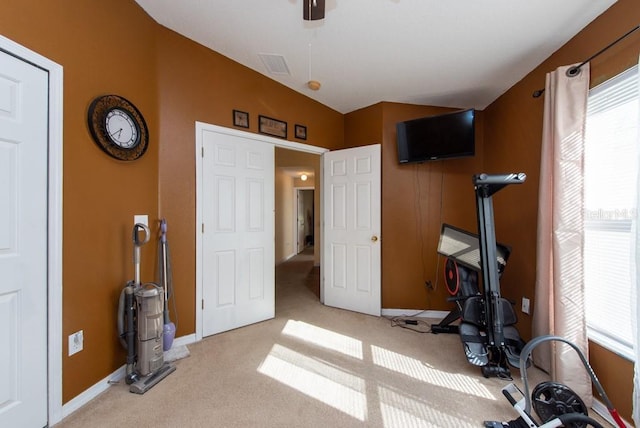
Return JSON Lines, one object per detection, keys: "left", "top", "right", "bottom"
{"left": 274, "top": 147, "right": 320, "bottom": 266}
{"left": 274, "top": 147, "right": 321, "bottom": 300}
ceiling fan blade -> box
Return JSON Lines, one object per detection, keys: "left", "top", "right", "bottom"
{"left": 303, "top": 0, "right": 325, "bottom": 21}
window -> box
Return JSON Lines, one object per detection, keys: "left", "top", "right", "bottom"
{"left": 584, "top": 65, "right": 639, "bottom": 360}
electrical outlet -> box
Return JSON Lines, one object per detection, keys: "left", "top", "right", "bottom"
{"left": 522, "top": 297, "right": 530, "bottom": 315}
{"left": 68, "top": 330, "right": 83, "bottom": 356}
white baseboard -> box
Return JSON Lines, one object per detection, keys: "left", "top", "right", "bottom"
{"left": 60, "top": 333, "right": 199, "bottom": 422}
{"left": 61, "top": 365, "right": 125, "bottom": 420}
{"left": 276, "top": 253, "right": 295, "bottom": 265}
{"left": 171, "top": 333, "right": 197, "bottom": 348}
{"left": 381, "top": 309, "right": 449, "bottom": 319}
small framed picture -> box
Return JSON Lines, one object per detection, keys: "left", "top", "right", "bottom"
{"left": 259, "top": 115, "right": 287, "bottom": 139}
{"left": 295, "top": 124, "right": 307, "bottom": 140}
{"left": 233, "top": 110, "right": 249, "bottom": 128}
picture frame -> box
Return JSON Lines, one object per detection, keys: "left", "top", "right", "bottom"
{"left": 258, "top": 115, "right": 287, "bottom": 139}
{"left": 294, "top": 124, "right": 307, "bottom": 140}
{"left": 233, "top": 110, "right": 249, "bottom": 128}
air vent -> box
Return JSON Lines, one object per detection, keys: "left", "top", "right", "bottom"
{"left": 258, "top": 53, "right": 291, "bottom": 76}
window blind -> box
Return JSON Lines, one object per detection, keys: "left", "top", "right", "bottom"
{"left": 584, "top": 64, "right": 638, "bottom": 359}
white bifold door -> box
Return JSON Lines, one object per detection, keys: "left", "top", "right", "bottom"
{"left": 0, "top": 50, "right": 49, "bottom": 427}
{"left": 323, "top": 144, "right": 381, "bottom": 316}
{"left": 201, "top": 128, "right": 275, "bottom": 337}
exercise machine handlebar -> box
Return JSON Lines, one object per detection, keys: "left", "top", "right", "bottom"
{"left": 474, "top": 173, "right": 526, "bottom": 198}
{"left": 473, "top": 173, "right": 526, "bottom": 185}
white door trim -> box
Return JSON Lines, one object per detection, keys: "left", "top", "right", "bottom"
{"left": 195, "top": 122, "right": 327, "bottom": 341}
{"left": 0, "top": 35, "right": 64, "bottom": 425}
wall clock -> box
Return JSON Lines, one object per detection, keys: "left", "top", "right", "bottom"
{"left": 87, "top": 94, "right": 149, "bottom": 161}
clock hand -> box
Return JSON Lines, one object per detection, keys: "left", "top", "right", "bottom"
{"left": 109, "top": 128, "right": 123, "bottom": 139}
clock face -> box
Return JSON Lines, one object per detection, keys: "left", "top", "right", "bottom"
{"left": 105, "top": 108, "right": 139, "bottom": 149}
{"left": 87, "top": 95, "right": 149, "bottom": 161}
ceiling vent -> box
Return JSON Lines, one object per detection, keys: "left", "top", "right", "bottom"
{"left": 258, "top": 53, "right": 291, "bottom": 76}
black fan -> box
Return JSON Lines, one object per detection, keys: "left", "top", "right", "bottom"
{"left": 304, "top": 0, "right": 325, "bottom": 21}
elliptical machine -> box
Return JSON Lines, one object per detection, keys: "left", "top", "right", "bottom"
{"left": 118, "top": 223, "right": 176, "bottom": 394}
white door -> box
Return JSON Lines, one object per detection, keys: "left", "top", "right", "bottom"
{"left": 201, "top": 128, "right": 275, "bottom": 336}
{"left": 297, "top": 189, "right": 306, "bottom": 253}
{"left": 322, "top": 144, "right": 381, "bottom": 316}
{"left": 0, "top": 51, "right": 49, "bottom": 427}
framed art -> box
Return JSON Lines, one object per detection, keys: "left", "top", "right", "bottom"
{"left": 258, "top": 115, "right": 287, "bottom": 139}
{"left": 233, "top": 110, "right": 249, "bottom": 128}
{"left": 295, "top": 124, "right": 307, "bottom": 140}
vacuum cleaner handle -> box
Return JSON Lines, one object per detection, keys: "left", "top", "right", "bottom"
{"left": 160, "top": 218, "right": 167, "bottom": 243}
{"left": 133, "top": 223, "right": 150, "bottom": 247}
{"left": 133, "top": 223, "right": 150, "bottom": 287}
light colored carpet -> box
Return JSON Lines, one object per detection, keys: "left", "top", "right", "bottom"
{"left": 56, "top": 249, "right": 599, "bottom": 427}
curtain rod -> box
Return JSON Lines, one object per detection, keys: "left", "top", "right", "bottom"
{"left": 532, "top": 23, "right": 640, "bottom": 98}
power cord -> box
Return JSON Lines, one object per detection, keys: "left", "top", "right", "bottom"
{"left": 385, "top": 314, "right": 432, "bottom": 333}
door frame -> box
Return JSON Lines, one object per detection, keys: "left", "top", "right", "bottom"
{"left": 0, "top": 35, "right": 64, "bottom": 425}
{"left": 194, "top": 122, "right": 326, "bottom": 341}
{"left": 293, "top": 186, "right": 314, "bottom": 255}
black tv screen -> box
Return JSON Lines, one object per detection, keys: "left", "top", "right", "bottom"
{"left": 396, "top": 109, "right": 475, "bottom": 163}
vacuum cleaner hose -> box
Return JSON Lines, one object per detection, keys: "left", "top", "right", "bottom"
{"left": 117, "top": 281, "right": 136, "bottom": 350}
{"left": 117, "top": 287, "right": 127, "bottom": 349}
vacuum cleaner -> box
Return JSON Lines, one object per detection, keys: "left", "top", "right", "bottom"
{"left": 159, "top": 218, "right": 176, "bottom": 351}
{"left": 118, "top": 223, "right": 176, "bottom": 394}
{"left": 485, "top": 335, "right": 626, "bottom": 428}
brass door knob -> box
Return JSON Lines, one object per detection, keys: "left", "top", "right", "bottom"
{"left": 371, "top": 235, "right": 378, "bottom": 242}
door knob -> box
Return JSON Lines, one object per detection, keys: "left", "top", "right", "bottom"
{"left": 371, "top": 235, "right": 378, "bottom": 242}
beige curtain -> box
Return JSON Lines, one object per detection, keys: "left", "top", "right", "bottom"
{"left": 533, "top": 62, "right": 592, "bottom": 405}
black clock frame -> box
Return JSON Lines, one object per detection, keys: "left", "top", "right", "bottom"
{"left": 87, "top": 95, "right": 149, "bottom": 161}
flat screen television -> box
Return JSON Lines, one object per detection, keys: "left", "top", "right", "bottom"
{"left": 396, "top": 109, "right": 475, "bottom": 163}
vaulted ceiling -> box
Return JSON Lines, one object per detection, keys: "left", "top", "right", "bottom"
{"left": 135, "top": 0, "right": 617, "bottom": 114}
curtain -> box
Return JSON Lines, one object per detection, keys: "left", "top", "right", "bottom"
{"left": 532, "top": 62, "right": 592, "bottom": 405}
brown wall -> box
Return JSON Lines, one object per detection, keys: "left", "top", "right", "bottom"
{"left": 483, "top": 0, "right": 640, "bottom": 420}
{"left": 345, "top": 103, "right": 484, "bottom": 311}
{"left": 0, "top": 0, "right": 343, "bottom": 404}
{"left": 0, "top": 0, "right": 635, "bottom": 419}
{"left": 0, "top": 0, "right": 160, "bottom": 403}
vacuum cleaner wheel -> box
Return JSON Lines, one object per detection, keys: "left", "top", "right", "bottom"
{"left": 532, "top": 381, "right": 589, "bottom": 428}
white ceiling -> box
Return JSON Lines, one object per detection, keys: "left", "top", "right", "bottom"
{"left": 134, "top": 0, "right": 617, "bottom": 114}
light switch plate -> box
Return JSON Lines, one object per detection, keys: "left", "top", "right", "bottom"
{"left": 134, "top": 215, "right": 148, "bottom": 227}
